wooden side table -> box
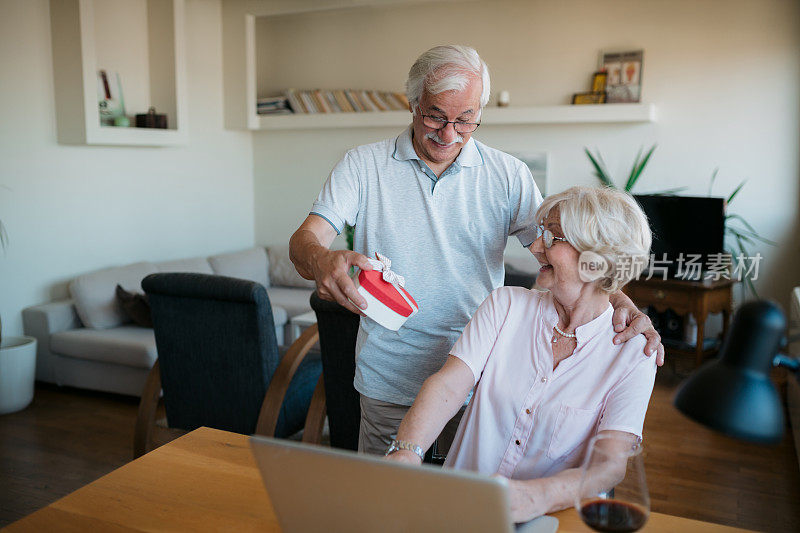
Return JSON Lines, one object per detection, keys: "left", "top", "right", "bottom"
{"left": 623, "top": 278, "right": 734, "bottom": 367}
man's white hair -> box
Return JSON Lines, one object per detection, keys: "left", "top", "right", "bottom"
{"left": 405, "top": 45, "right": 491, "bottom": 113}
{"left": 535, "top": 186, "right": 652, "bottom": 293}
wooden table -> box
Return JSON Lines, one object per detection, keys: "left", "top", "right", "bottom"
{"left": 6, "top": 427, "right": 750, "bottom": 532}
{"left": 623, "top": 277, "right": 734, "bottom": 367}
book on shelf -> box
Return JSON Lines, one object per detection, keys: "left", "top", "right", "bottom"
{"left": 284, "top": 89, "right": 306, "bottom": 113}
{"left": 257, "top": 96, "right": 287, "bottom": 105}
{"left": 359, "top": 90, "right": 379, "bottom": 112}
{"left": 368, "top": 90, "right": 389, "bottom": 111}
{"left": 384, "top": 91, "right": 408, "bottom": 110}
{"left": 275, "top": 89, "right": 410, "bottom": 114}
{"left": 312, "top": 90, "right": 331, "bottom": 113}
{"left": 300, "top": 91, "right": 318, "bottom": 113}
{"left": 256, "top": 95, "right": 291, "bottom": 115}
{"left": 325, "top": 91, "right": 342, "bottom": 113}
{"left": 344, "top": 90, "right": 363, "bottom": 112}
{"left": 395, "top": 92, "right": 409, "bottom": 109}
{"left": 382, "top": 92, "right": 403, "bottom": 111}
{"left": 333, "top": 90, "right": 354, "bottom": 112}
{"left": 352, "top": 91, "right": 372, "bottom": 112}
{"left": 257, "top": 108, "right": 292, "bottom": 115}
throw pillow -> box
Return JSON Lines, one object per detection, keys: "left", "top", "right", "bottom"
{"left": 115, "top": 284, "right": 153, "bottom": 328}
{"left": 267, "top": 245, "right": 316, "bottom": 289}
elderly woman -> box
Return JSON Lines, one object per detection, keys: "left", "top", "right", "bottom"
{"left": 385, "top": 186, "right": 657, "bottom": 522}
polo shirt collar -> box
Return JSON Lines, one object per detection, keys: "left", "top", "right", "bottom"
{"left": 392, "top": 125, "right": 484, "bottom": 168}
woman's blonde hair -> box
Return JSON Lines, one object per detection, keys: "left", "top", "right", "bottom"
{"left": 535, "top": 186, "right": 652, "bottom": 293}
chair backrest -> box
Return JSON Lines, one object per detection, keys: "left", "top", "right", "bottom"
{"left": 142, "top": 273, "right": 279, "bottom": 435}
{"left": 310, "top": 291, "right": 361, "bottom": 451}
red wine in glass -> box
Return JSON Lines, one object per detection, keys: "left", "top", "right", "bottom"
{"left": 575, "top": 434, "right": 650, "bottom": 532}
{"left": 579, "top": 499, "right": 648, "bottom": 533}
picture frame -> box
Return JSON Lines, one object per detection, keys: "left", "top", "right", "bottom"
{"left": 572, "top": 92, "right": 607, "bottom": 105}
{"left": 591, "top": 71, "right": 607, "bottom": 93}
{"left": 600, "top": 50, "right": 644, "bottom": 103}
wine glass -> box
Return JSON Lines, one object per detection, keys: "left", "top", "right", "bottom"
{"left": 575, "top": 433, "right": 650, "bottom": 532}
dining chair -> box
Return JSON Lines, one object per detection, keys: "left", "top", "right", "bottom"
{"left": 134, "top": 273, "right": 325, "bottom": 458}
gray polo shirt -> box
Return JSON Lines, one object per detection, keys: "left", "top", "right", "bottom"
{"left": 311, "top": 126, "right": 542, "bottom": 405}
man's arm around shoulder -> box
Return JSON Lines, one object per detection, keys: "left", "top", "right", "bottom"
{"left": 609, "top": 290, "right": 664, "bottom": 366}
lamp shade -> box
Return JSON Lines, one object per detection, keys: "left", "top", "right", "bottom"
{"left": 673, "top": 300, "right": 786, "bottom": 444}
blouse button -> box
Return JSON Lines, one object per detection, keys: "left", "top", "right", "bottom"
{"left": 525, "top": 408, "right": 531, "bottom": 414}
{"left": 515, "top": 439, "right": 521, "bottom": 446}
{"left": 541, "top": 377, "right": 548, "bottom": 383}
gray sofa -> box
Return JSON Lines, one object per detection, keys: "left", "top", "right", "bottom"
{"left": 22, "top": 246, "right": 315, "bottom": 397}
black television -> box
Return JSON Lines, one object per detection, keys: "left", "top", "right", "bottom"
{"left": 633, "top": 195, "right": 726, "bottom": 279}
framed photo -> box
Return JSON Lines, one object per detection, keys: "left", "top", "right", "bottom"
{"left": 600, "top": 50, "right": 644, "bottom": 103}
{"left": 591, "top": 71, "right": 607, "bottom": 93}
{"left": 572, "top": 92, "right": 606, "bottom": 105}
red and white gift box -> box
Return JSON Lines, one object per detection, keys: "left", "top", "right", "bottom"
{"left": 354, "top": 253, "right": 419, "bottom": 331}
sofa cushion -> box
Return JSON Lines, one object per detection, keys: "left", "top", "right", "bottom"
{"left": 51, "top": 310, "right": 289, "bottom": 372}
{"left": 115, "top": 285, "right": 153, "bottom": 327}
{"left": 267, "top": 245, "right": 315, "bottom": 289}
{"left": 70, "top": 262, "right": 159, "bottom": 329}
{"left": 208, "top": 248, "right": 269, "bottom": 288}
{"left": 267, "top": 287, "right": 315, "bottom": 318}
{"left": 155, "top": 257, "right": 213, "bottom": 274}
{"left": 51, "top": 326, "right": 157, "bottom": 369}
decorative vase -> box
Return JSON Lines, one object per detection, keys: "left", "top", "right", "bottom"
{"left": 0, "top": 336, "right": 37, "bottom": 414}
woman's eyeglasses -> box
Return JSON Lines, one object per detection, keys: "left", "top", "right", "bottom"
{"left": 538, "top": 225, "right": 569, "bottom": 248}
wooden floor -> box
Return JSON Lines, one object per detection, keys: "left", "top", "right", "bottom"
{"left": 644, "top": 368, "right": 800, "bottom": 532}
{"left": 1, "top": 369, "right": 799, "bottom": 531}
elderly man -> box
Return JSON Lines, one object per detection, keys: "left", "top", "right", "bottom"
{"left": 289, "top": 45, "right": 663, "bottom": 456}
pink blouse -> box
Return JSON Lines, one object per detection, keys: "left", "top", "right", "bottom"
{"left": 444, "top": 287, "right": 656, "bottom": 479}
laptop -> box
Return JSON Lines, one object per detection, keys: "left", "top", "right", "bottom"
{"left": 250, "top": 436, "right": 558, "bottom": 533}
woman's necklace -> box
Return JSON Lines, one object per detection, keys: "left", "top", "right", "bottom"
{"left": 551, "top": 324, "right": 577, "bottom": 344}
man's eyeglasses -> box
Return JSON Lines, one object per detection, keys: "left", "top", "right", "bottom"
{"left": 538, "top": 225, "right": 569, "bottom": 248}
{"left": 421, "top": 114, "right": 481, "bottom": 134}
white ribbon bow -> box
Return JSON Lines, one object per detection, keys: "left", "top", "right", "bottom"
{"left": 367, "top": 252, "right": 405, "bottom": 287}
{"left": 362, "top": 252, "right": 419, "bottom": 325}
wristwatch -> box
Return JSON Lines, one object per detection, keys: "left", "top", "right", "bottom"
{"left": 385, "top": 439, "right": 425, "bottom": 461}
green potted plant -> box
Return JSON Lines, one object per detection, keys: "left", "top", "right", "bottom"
{"left": 707, "top": 169, "right": 776, "bottom": 298}
{"left": 585, "top": 144, "right": 686, "bottom": 195}
{"left": 585, "top": 146, "right": 773, "bottom": 298}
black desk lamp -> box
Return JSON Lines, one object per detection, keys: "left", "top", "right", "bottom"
{"left": 673, "top": 300, "right": 800, "bottom": 444}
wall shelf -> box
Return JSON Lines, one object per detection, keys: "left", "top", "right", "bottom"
{"left": 254, "top": 103, "right": 657, "bottom": 131}
{"left": 50, "top": 0, "right": 187, "bottom": 147}
{"left": 224, "top": 2, "right": 657, "bottom": 131}
{"left": 87, "top": 125, "right": 187, "bottom": 147}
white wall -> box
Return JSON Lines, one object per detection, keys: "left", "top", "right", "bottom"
{"left": 0, "top": 0, "right": 255, "bottom": 337}
{"left": 252, "top": 0, "right": 800, "bottom": 307}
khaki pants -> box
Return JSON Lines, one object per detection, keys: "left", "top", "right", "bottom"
{"left": 358, "top": 394, "right": 466, "bottom": 457}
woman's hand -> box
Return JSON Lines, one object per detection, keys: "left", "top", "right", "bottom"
{"left": 493, "top": 475, "right": 541, "bottom": 523}
{"left": 384, "top": 449, "right": 422, "bottom": 466}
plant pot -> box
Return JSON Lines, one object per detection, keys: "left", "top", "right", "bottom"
{"left": 0, "top": 336, "right": 37, "bottom": 414}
